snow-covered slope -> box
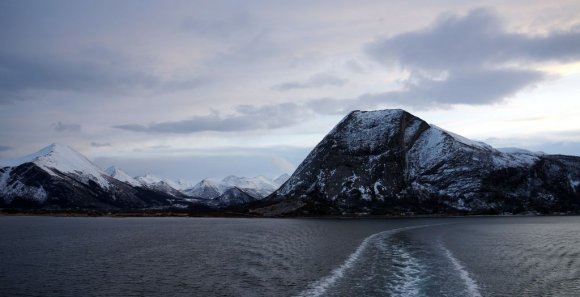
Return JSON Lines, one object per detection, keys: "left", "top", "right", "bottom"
{"left": 106, "top": 166, "right": 141, "bottom": 187}
{"left": 174, "top": 179, "right": 193, "bottom": 190}
{"left": 262, "top": 109, "right": 580, "bottom": 215}
{"left": 135, "top": 174, "right": 186, "bottom": 197}
{"left": 0, "top": 166, "right": 48, "bottom": 203}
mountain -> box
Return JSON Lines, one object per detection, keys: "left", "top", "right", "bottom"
{"left": 174, "top": 179, "right": 193, "bottom": 190}
{"left": 183, "top": 178, "right": 226, "bottom": 199}
{"left": 222, "top": 175, "right": 281, "bottom": 197}
{"left": 258, "top": 109, "right": 580, "bottom": 216}
{"left": 213, "top": 187, "right": 258, "bottom": 207}
{"left": 0, "top": 144, "right": 176, "bottom": 209}
{"left": 274, "top": 173, "right": 291, "bottom": 186}
{"left": 135, "top": 174, "right": 187, "bottom": 198}
{"left": 0, "top": 144, "right": 287, "bottom": 211}
{"left": 184, "top": 175, "right": 289, "bottom": 200}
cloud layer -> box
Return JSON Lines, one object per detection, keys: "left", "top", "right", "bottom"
{"left": 113, "top": 8, "right": 580, "bottom": 134}
{"left": 52, "top": 122, "right": 81, "bottom": 133}
{"left": 274, "top": 73, "right": 347, "bottom": 90}
{"left": 114, "top": 103, "right": 312, "bottom": 133}
{"left": 363, "top": 8, "right": 580, "bottom": 107}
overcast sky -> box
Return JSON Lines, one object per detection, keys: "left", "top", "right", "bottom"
{"left": 1, "top": 0, "right": 580, "bottom": 182}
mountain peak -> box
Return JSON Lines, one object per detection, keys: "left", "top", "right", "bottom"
{"left": 106, "top": 166, "right": 141, "bottom": 187}
{"left": 222, "top": 175, "right": 241, "bottom": 183}
{"left": 350, "top": 108, "right": 405, "bottom": 117}
{"left": 1, "top": 143, "right": 111, "bottom": 189}
{"left": 105, "top": 166, "right": 120, "bottom": 175}
{"left": 1, "top": 143, "right": 78, "bottom": 167}
{"left": 274, "top": 173, "right": 290, "bottom": 185}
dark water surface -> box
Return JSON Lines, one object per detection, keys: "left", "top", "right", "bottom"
{"left": 0, "top": 216, "right": 578, "bottom": 296}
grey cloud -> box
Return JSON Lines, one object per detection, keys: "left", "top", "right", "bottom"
{"left": 180, "top": 11, "right": 283, "bottom": 71}
{"left": 367, "top": 8, "right": 580, "bottom": 70}
{"left": 274, "top": 73, "right": 347, "bottom": 90}
{"left": 0, "top": 145, "right": 12, "bottom": 152}
{"left": 354, "top": 68, "right": 546, "bottom": 108}
{"left": 363, "top": 8, "right": 580, "bottom": 106}
{"left": 307, "top": 67, "right": 545, "bottom": 112}
{"left": 180, "top": 12, "right": 258, "bottom": 39}
{"left": 91, "top": 142, "right": 111, "bottom": 147}
{"left": 307, "top": 97, "right": 353, "bottom": 115}
{"left": 0, "top": 49, "right": 206, "bottom": 103}
{"left": 114, "top": 103, "right": 312, "bottom": 133}
{"left": 52, "top": 122, "right": 81, "bottom": 133}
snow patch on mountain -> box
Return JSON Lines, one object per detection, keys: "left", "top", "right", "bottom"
{"left": 431, "top": 125, "right": 493, "bottom": 151}
{"left": 0, "top": 167, "right": 48, "bottom": 203}
{"left": 338, "top": 109, "right": 403, "bottom": 152}
{"left": 106, "top": 166, "right": 141, "bottom": 187}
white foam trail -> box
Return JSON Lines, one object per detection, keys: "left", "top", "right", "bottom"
{"left": 295, "top": 224, "right": 442, "bottom": 297}
{"left": 441, "top": 243, "right": 482, "bottom": 297}
{"left": 387, "top": 242, "right": 424, "bottom": 297}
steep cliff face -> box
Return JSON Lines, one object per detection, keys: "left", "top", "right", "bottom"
{"left": 265, "top": 109, "right": 580, "bottom": 215}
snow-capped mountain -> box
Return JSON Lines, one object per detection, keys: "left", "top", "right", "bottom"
{"left": 183, "top": 178, "right": 225, "bottom": 199}
{"left": 0, "top": 144, "right": 178, "bottom": 209}
{"left": 222, "top": 175, "right": 281, "bottom": 197}
{"left": 0, "top": 144, "right": 288, "bottom": 210}
{"left": 274, "top": 173, "right": 290, "bottom": 186}
{"left": 106, "top": 166, "right": 141, "bottom": 187}
{"left": 213, "top": 187, "right": 258, "bottom": 206}
{"left": 135, "top": 174, "right": 187, "bottom": 198}
{"left": 174, "top": 179, "right": 193, "bottom": 190}
{"left": 258, "top": 109, "right": 580, "bottom": 215}
{"left": 184, "top": 174, "right": 290, "bottom": 200}
{"left": 1, "top": 143, "right": 111, "bottom": 189}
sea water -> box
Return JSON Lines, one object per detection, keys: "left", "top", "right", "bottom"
{"left": 0, "top": 216, "right": 578, "bottom": 296}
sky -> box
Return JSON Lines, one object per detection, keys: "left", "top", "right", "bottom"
{"left": 1, "top": 0, "right": 580, "bottom": 182}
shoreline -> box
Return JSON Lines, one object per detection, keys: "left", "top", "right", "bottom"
{"left": 1, "top": 208, "right": 577, "bottom": 219}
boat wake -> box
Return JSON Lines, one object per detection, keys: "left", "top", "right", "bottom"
{"left": 295, "top": 224, "right": 437, "bottom": 297}
{"left": 440, "top": 242, "right": 482, "bottom": 297}
{"left": 295, "top": 223, "right": 484, "bottom": 297}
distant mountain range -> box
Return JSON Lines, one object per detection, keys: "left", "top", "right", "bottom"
{"left": 254, "top": 109, "right": 580, "bottom": 216}
{"left": 0, "top": 143, "right": 288, "bottom": 210}
{"left": 2, "top": 109, "right": 579, "bottom": 215}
